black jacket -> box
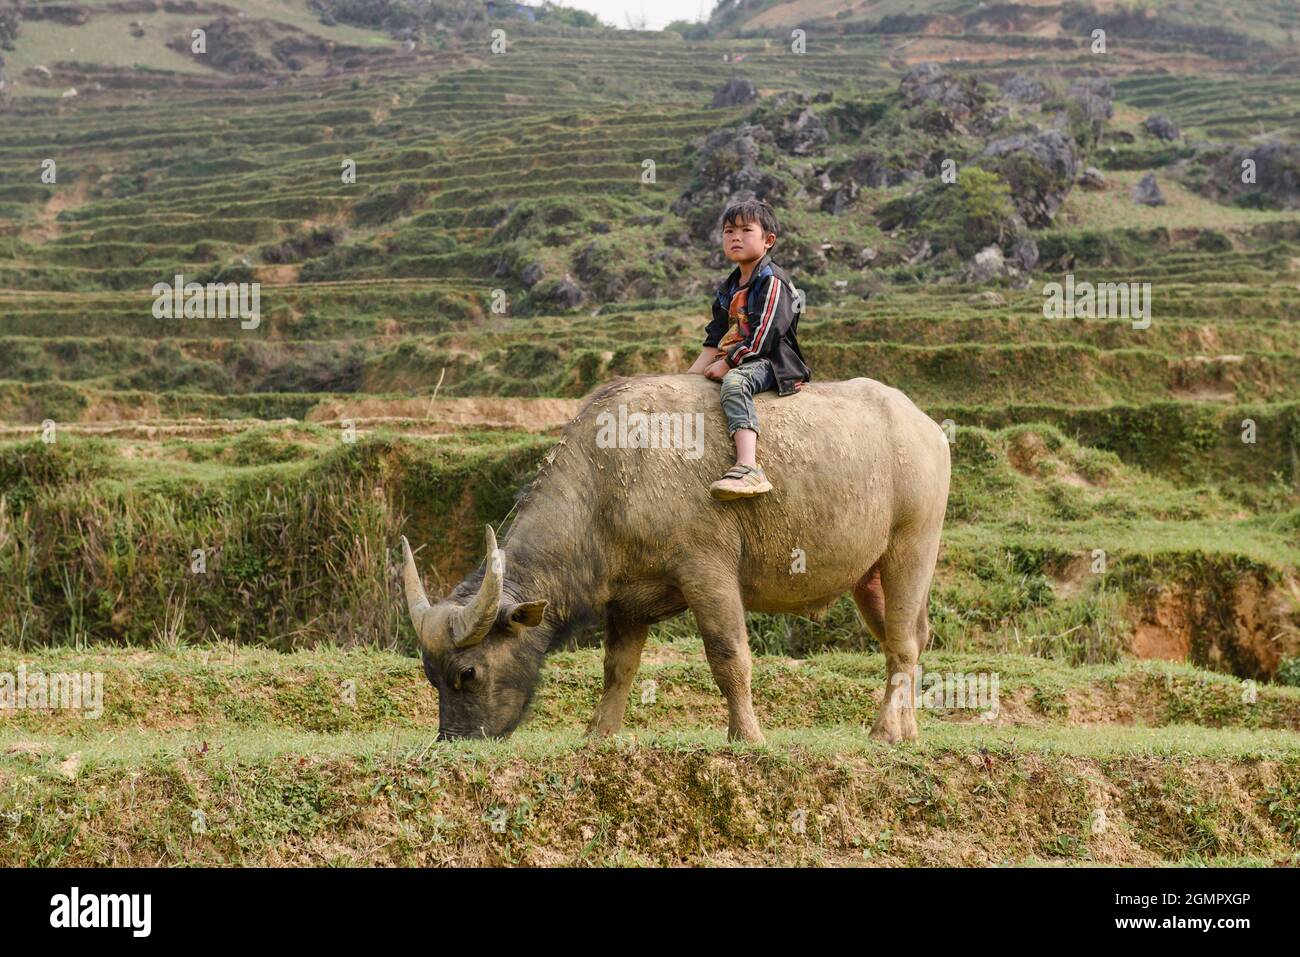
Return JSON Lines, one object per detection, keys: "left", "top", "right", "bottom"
{"left": 703, "top": 253, "right": 811, "bottom": 397}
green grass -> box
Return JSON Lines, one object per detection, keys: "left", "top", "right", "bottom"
{"left": 1059, "top": 169, "right": 1300, "bottom": 232}
{"left": 4, "top": 645, "right": 1300, "bottom": 737}
{"left": 1, "top": 0, "right": 1299, "bottom": 867}
{"left": 3, "top": 680, "right": 1299, "bottom": 866}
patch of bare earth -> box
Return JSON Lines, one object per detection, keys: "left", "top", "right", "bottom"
{"left": 1132, "top": 589, "right": 1193, "bottom": 662}
{"left": 1171, "top": 354, "right": 1244, "bottom": 401}
{"left": 254, "top": 264, "right": 301, "bottom": 285}
{"left": 19, "top": 180, "right": 89, "bottom": 244}
{"left": 1129, "top": 576, "right": 1300, "bottom": 679}
{"left": 1048, "top": 553, "right": 1095, "bottom": 600}
{"left": 1006, "top": 431, "right": 1094, "bottom": 487}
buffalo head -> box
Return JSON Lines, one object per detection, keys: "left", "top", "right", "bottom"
{"left": 400, "top": 526, "right": 549, "bottom": 740}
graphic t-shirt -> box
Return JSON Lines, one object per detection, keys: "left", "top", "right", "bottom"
{"left": 716, "top": 281, "right": 750, "bottom": 355}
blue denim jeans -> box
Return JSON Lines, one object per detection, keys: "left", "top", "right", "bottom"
{"left": 720, "top": 359, "right": 777, "bottom": 437}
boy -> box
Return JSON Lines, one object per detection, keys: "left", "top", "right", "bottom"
{"left": 687, "top": 199, "right": 811, "bottom": 499}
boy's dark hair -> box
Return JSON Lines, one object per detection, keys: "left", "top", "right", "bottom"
{"left": 721, "top": 198, "right": 779, "bottom": 247}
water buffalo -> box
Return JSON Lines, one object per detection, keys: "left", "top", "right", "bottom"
{"left": 401, "top": 373, "right": 950, "bottom": 743}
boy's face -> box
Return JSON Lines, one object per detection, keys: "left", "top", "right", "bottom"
{"left": 723, "top": 216, "right": 775, "bottom": 265}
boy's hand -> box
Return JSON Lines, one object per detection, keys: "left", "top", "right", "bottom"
{"left": 703, "top": 358, "right": 730, "bottom": 381}
{"left": 688, "top": 346, "right": 722, "bottom": 375}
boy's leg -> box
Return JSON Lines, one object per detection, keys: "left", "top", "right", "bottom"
{"left": 712, "top": 360, "right": 776, "bottom": 500}
{"left": 718, "top": 360, "right": 774, "bottom": 439}
{"left": 734, "top": 428, "right": 757, "bottom": 468}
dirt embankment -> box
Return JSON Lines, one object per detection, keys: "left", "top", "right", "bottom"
{"left": 307, "top": 396, "right": 582, "bottom": 432}
{"left": 1045, "top": 551, "right": 1300, "bottom": 680}
{"left": 1131, "top": 573, "right": 1300, "bottom": 680}
{"left": 2, "top": 741, "right": 1298, "bottom": 866}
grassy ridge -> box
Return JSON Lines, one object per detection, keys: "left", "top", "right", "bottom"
{"left": 6, "top": 337, "right": 1300, "bottom": 406}
{"left": 4, "top": 720, "right": 1298, "bottom": 866}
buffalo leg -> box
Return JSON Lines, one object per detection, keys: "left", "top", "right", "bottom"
{"left": 852, "top": 561, "right": 887, "bottom": 646}
{"left": 682, "top": 578, "right": 765, "bottom": 744}
{"left": 586, "top": 612, "right": 648, "bottom": 738}
{"left": 870, "top": 537, "right": 940, "bottom": 744}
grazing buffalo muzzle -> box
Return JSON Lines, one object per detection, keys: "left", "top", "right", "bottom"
{"left": 402, "top": 374, "right": 950, "bottom": 745}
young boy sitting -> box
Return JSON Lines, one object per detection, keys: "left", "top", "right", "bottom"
{"left": 687, "top": 199, "right": 811, "bottom": 500}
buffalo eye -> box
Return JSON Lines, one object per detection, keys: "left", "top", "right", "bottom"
{"left": 458, "top": 667, "right": 477, "bottom": 688}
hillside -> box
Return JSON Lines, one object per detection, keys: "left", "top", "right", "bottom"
{"left": 1, "top": 0, "right": 1298, "bottom": 866}
{"left": 707, "top": 0, "right": 1300, "bottom": 54}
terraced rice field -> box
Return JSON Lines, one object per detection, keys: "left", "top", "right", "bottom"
{"left": 1, "top": 0, "right": 1298, "bottom": 866}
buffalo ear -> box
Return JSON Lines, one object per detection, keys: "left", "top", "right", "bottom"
{"left": 506, "top": 600, "right": 548, "bottom": 628}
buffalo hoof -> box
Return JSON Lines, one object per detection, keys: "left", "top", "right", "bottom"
{"left": 869, "top": 712, "right": 919, "bottom": 744}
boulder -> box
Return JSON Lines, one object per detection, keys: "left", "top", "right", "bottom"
{"left": 573, "top": 241, "right": 625, "bottom": 299}
{"left": 1000, "top": 73, "right": 1047, "bottom": 104}
{"left": 969, "top": 103, "right": 1012, "bottom": 137}
{"left": 1131, "top": 172, "right": 1166, "bottom": 206}
{"left": 551, "top": 275, "right": 585, "bottom": 310}
{"left": 1078, "top": 166, "right": 1106, "bottom": 190}
{"left": 979, "top": 129, "right": 1081, "bottom": 227}
{"left": 1066, "top": 78, "right": 1114, "bottom": 122}
{"left": 520, "top": 261, "right": 544, "bottom": 288}
{"left": 1196, "top": 141, "right": 1300, "bottom": 209}
{"left": 651, "top": 247, "right": 687, "bottom": 271}
{"left": 841, "top": 152, "right": 913, "bottom": 189}
{"left": 903, "top": 237, "right": 932, "bottom": 265}
{"left": 820, "top": 180, "right": 859, "bottom": 215}
{"left": 748, "top": 91, "right": 830, "bottom": 155}
{"left": 1143, "top": 114, "right": 1180, "bottom": 141}
{"left": 900, "top": 62, "right": 945, "bottom": 98}
{"left": 966, "top": 245, "right": 1006, "bottom": 283}
{"left": 670, "top": 123, "right": 786, "bottom": 241}
{"left": 777, "top": 238, "right": 828, "bottom": 275}
{"left": 784, "top": 107, "right": 830, "bottom": 156}
{"left": 899, "top": 61, "right": 988, "bottom": 131}
{"left": 711, "top": 78, "right": 758, "bottom": 108}
{"left": 1010, "top": 237, "right": 1039, "bottom": 272}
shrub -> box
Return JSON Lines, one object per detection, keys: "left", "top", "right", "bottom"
{"left": 878, "top": 168, "right": 1017, "bottom": 258}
